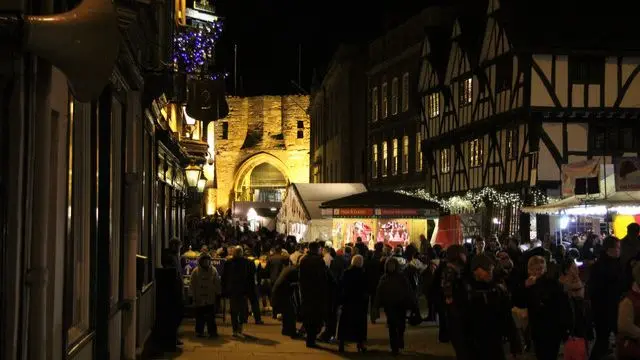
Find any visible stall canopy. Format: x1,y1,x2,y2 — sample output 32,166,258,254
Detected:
320,190,441,215
276,183,367,240
522,191,640,214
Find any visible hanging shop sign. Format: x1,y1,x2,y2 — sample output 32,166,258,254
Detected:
615,157,640,191
185,78,229,122
561,159,600,197
323,208,437,218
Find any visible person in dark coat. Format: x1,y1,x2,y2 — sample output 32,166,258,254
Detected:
221,246,253,337
374,257,415,355
271,263,300,338
298,242,329,348
588,236,623,360
442,244,469,358
465,254,522,360
268,244,288,318
160,238,184,348
366,242,385,323
337,254,368,353
525,255,569,360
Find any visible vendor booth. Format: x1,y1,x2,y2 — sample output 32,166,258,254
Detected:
276,183,367,241
320,191,441,249
522,159,640,239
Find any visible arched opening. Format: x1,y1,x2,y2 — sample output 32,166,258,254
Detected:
233,153,290,202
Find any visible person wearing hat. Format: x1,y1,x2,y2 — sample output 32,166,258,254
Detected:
190,253,221,337
464,254,522,360
617,262,640,360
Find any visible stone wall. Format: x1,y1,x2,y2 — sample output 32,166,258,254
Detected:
213,95,310,210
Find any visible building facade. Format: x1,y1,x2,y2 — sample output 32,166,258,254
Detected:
0,0,200,359
213,95,311,217
367,7,453,191
309,45,368,184
418,0,640,239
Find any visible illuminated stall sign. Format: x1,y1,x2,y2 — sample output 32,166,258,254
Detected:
324,207,438,218
333,208,375,217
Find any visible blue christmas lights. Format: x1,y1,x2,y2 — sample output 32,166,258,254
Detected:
173,20,227,79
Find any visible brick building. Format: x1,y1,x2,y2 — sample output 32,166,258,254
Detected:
367,7,454,191
309,45,368,184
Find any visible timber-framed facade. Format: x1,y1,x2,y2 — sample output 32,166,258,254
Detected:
418,0,640,240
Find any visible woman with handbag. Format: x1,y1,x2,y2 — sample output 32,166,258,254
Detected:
617,262,640,360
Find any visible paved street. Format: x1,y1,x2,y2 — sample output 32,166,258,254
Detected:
151,316,457,360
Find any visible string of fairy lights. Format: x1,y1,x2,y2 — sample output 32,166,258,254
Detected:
172,19,228,80
398,187,555,214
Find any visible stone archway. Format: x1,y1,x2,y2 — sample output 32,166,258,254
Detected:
232,152,290,201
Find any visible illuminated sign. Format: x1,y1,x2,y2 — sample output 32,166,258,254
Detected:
185,8,218,23
333,208,375,217
322,207,439,218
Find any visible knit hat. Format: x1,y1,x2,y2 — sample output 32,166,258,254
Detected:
471,254,494,272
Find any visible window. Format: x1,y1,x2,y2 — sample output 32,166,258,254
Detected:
297,120,304,139
221,121,229,139
440,148,450,173
621,127,635,151
570,56,604,84
416,133,423,171
428,93,440,118
460,77,473,105
506,128,518,160
391,77,399,115
495,56,513,92
402,73,409,111
372,144,378,178
402,136,409,173
592,127,605,150
381,82,388,118
470,138,483,167
382,141,388,176
66,95,93,345
392,138,399,175
372,87,379,121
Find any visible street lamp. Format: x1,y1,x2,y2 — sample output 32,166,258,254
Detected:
197,174,207,193
185,164,203,187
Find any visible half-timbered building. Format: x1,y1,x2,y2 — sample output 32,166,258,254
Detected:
419,0,640,239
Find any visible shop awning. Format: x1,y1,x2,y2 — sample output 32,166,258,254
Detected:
320,191,441,218
521,191,640,214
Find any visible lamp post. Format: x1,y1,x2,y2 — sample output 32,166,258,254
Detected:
185,164,203,187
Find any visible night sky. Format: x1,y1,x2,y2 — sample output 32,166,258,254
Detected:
216,0,430,95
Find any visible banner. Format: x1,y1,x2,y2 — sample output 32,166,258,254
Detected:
561,159,600,197
615,157,640,191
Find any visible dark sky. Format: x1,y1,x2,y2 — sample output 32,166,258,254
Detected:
215,0,429,95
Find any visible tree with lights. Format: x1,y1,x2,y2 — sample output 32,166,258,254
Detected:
173,19,226,79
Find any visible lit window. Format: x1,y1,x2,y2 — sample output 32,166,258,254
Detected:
382,141,388,176
402,73,409,111
381,82,388,118
428,93,440,118
460,77,473,105
470,138,483,167
392,138,399,175
391,77,399,115
402,136,409,173
416,133,423,171
440,148,450,173
372,87,379,122
372,144,378,178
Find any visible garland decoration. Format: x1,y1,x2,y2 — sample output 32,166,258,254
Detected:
398,187,557,213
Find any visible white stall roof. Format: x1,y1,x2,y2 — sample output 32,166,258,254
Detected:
292,183,367,219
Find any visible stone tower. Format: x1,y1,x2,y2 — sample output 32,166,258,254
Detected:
212,95,310,211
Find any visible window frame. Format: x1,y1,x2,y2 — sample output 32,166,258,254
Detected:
440,148,450,174
371,87,379,122
469,138,484,168
381,82,388,119
391,77,399,115
382,141,388,177
372,144,378,178
460,77,473,106
402,72,409,111
428,92,440,118
416,133,423,172
392,138,399,175
402,136,409,174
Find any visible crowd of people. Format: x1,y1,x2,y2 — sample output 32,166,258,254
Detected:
158,214,640,360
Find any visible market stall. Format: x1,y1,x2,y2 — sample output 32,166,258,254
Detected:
276,183,367,241
320,191,441,249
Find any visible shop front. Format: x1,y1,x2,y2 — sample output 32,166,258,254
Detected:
319,191,440,249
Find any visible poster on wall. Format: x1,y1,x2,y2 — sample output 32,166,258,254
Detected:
332,219,375,246
615,157,640,191
377,219,411,244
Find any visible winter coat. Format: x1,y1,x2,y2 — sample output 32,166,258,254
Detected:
588,253,624,327
271,266,299,312
525,276,570,341
374,269,414,310
221,256,253,297
337,267,368,342
190,265,221,306
299,253,330,320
